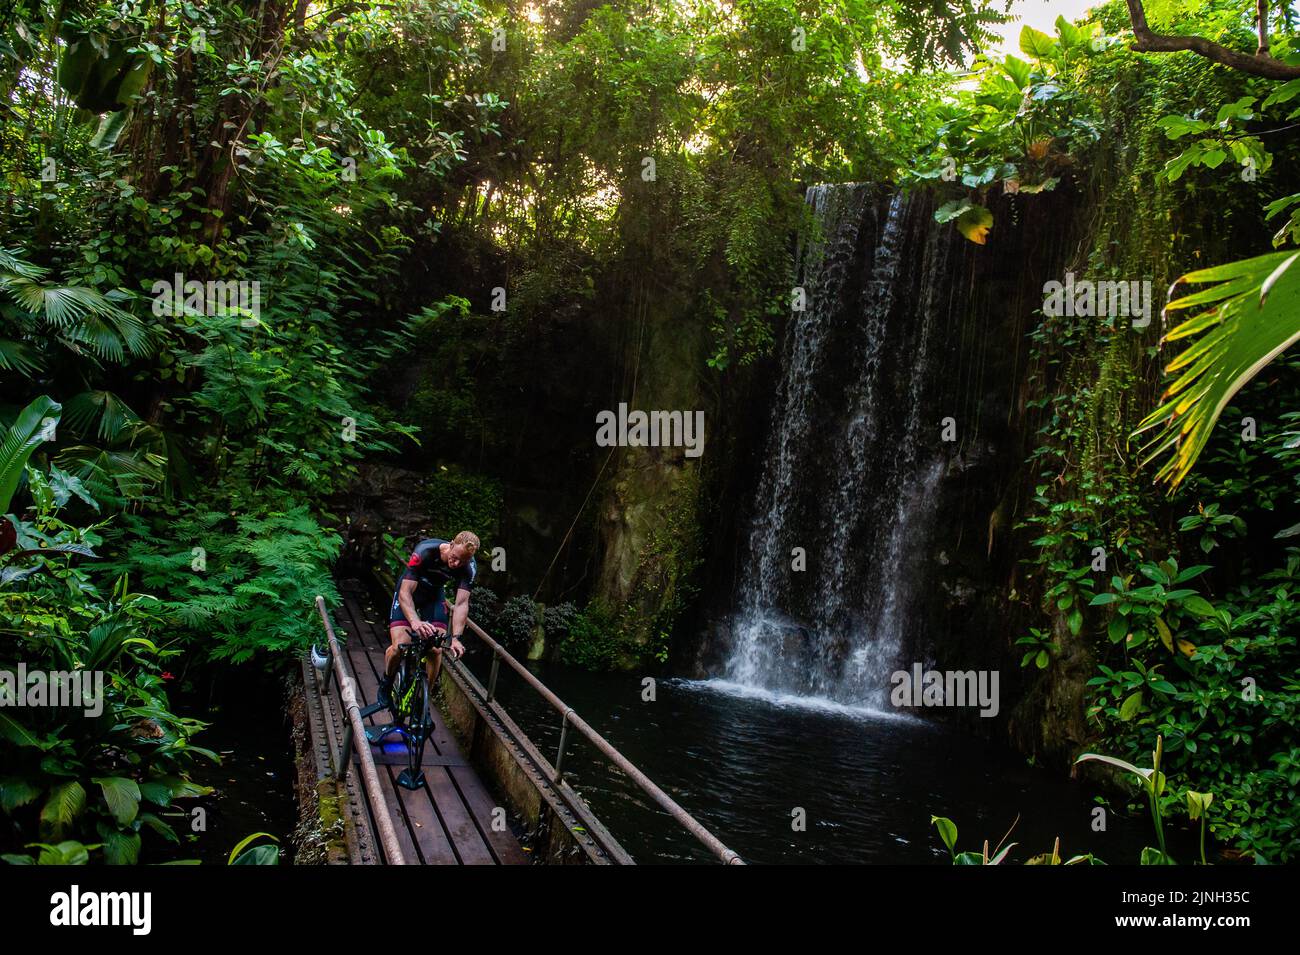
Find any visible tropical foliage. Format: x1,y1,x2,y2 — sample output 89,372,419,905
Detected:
3,0,1300,868
963,0,1300,863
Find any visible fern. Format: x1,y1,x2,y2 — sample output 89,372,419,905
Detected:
100,504,342,664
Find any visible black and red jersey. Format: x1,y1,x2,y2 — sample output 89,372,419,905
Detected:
388,538,476,624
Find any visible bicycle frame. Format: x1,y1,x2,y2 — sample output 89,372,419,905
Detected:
371,630,446,789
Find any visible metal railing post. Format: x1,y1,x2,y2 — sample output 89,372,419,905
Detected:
554,710,572,782
338,724,354,781
486,651,501,703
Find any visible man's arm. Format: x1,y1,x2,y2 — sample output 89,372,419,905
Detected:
399,578,436,636
449,587,470,657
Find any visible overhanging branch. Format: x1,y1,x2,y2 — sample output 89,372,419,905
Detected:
1125,0,1300,79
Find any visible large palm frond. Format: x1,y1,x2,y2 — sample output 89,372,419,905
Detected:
1134,250,1300,486
63,390,144,442
0,248,153,363
0,275,152,360
55,442,166,503
0,337,42,375
0,248,44,279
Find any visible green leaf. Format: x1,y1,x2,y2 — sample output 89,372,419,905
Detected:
1163,143,1206,181
1156,115,1212,140
955,205,993,245
934,199,973,224
1017,177,1059,194
1154,616,1174,652
229,832,279,865
230,844,280,865
1108,616,1129,643
1077,752,1155,790
988,842,1018,864
0,396,61,513
37,840,94,865
930,815,958,856
1054,16,1083,48
0,776,43,811
90,109,131,150
47,465,99,511
101,828,140,865
1119,690,1143,721
1172,564,1211,583
1200,148,1227,169
0,711,43,748
1067,607,1083,635
1186,790,1213,819
1140,847,1176,865
1019,25,1057,60
1264,78,1300,108
63,390,142,443
137,812,179,844
1000,54,1031,89
1215,96,1256,126
138,780,173,807
39,781,86,836
92,777,141,826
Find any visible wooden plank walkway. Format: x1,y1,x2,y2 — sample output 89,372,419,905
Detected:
321,579,528,865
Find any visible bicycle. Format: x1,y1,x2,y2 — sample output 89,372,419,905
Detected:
365,628,447,790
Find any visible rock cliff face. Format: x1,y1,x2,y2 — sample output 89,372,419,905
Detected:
589,277,712,662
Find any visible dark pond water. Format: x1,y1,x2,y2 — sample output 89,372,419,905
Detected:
464,654,1166,865
158,667,299,865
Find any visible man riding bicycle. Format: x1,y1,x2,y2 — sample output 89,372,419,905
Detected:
378,530,479,706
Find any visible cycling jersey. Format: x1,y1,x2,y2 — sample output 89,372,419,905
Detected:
388,538,476,630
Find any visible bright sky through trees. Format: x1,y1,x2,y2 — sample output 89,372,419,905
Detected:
989,0,1100,56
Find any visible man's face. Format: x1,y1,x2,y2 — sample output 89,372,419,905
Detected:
446,544,471,569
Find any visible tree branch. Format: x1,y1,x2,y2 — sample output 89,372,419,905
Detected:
1125,0,1300,79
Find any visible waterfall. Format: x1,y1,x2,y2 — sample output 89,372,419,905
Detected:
721,184,951,709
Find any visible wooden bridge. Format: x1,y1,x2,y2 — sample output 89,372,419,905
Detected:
301,581,526,864
301,574,744,865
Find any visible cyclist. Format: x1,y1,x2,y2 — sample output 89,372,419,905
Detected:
378,531,478,706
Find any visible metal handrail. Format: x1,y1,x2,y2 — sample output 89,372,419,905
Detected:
462,617,745,865
314,595,407,865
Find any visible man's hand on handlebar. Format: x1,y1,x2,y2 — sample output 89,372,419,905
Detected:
447,634,465,660
412,620,438,638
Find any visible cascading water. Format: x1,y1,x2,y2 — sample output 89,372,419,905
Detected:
720,184,954,709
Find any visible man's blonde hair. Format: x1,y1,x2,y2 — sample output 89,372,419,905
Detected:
452,531,480,555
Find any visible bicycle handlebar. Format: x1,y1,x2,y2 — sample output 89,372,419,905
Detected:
405,628,468,659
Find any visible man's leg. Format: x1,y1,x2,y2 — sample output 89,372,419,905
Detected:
380,624,411,703
386,625,411,678
424,624,448,689
423,600,452,690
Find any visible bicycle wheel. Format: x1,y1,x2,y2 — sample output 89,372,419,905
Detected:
394,649,429,789
405,673,431,776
